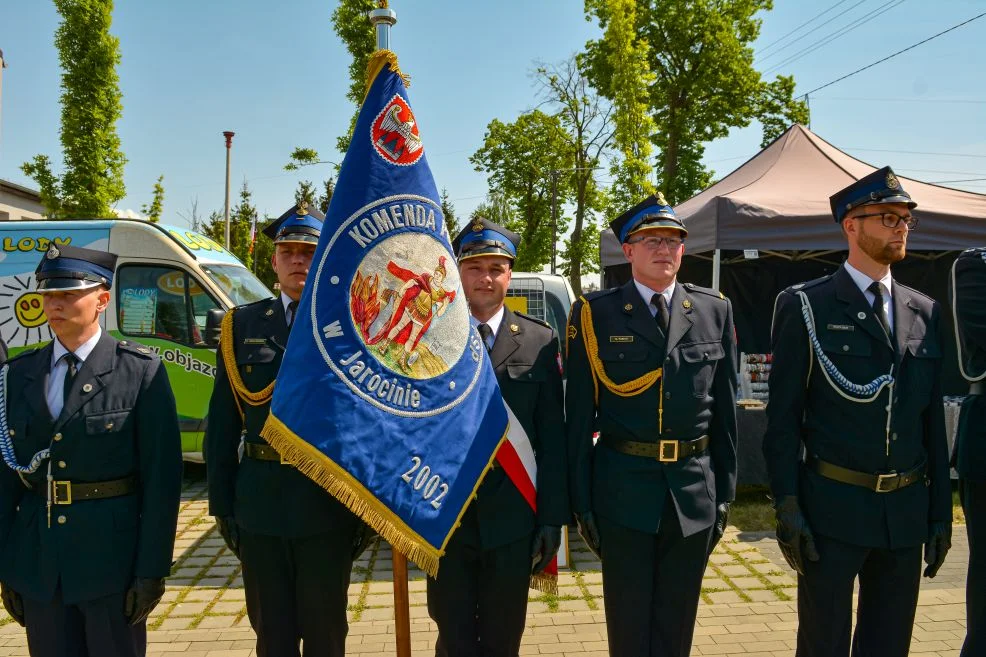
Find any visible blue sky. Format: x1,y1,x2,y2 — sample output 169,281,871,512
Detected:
1,0,984,229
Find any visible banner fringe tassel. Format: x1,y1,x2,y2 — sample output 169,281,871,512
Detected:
530,572,558,595
261,416,441,578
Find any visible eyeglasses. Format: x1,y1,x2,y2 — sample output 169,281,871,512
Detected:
852,212,918,230
628,236,684,250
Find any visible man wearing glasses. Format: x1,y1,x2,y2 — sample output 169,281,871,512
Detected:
764,167,952,657
566,193,737,656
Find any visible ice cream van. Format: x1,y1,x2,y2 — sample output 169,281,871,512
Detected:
0,219,273,461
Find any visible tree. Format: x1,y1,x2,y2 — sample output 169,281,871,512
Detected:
283,147,321,171
252,219,277,291
331,0,376,153
757,74,809,147
141,175,165,222
318,177,336,215
472,192,516,228
21,0,126,218
203,181,256,270
440,188,458,238
470,111,574,273
585,0,807,203
535,56,614,294
295,180,317,207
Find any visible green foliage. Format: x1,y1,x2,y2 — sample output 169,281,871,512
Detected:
252,226,276,291
585,0,807,204
319,177,336,214
21,0,126,218
331,0,375,153
295,180,317,207
284,147,321,171
758,75,809,147
470,111,574,273
202,182,256,271
472,192,516,227
440,188,459,239
141,175,165,222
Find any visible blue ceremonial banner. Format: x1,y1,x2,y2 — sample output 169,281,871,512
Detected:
261,50,508,576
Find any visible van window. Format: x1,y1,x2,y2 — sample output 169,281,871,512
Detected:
116,265,219,346
201,264,272,306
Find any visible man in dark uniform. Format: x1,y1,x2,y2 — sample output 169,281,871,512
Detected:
0,337,7,363
950,246,986,656
426,217,567,657
566,194,737,657
0,245,182,656
764,167,952,657
206,203,371,657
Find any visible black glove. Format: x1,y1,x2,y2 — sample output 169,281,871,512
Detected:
1,582,24,627
124,577,165,626
575,511,602,560
774,496,819,575
216,515,240,557
352,523,378,561
531,525,562,575
923,521,952,578
709,502,730,556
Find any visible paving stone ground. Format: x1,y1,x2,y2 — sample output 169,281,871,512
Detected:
0,477,970,656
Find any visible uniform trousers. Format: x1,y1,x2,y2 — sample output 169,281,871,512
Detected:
22,588,145,657
960,479,986,657
240,528,352,657
426,510,533,657
796,532,922,657
597,493,713,657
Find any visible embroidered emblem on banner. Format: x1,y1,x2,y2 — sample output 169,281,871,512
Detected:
313,194,480,416
372,95,424,166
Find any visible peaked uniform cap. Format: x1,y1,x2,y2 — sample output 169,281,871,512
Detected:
829,165,917,223
610,193,687,243
35,244,118,292
452,217,521,262
263,202,325,244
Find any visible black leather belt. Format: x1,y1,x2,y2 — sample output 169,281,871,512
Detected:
244,442,291,464
807,454,926,493
970,381,985,395
42,475,138,505
601,435,710,463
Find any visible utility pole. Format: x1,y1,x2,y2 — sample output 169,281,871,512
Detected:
550,169,559,275
0,49,6,160
223,131,235,249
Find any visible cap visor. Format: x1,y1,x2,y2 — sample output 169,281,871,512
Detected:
36,279,105,293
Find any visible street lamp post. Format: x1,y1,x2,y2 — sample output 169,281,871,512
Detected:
223,131,235,249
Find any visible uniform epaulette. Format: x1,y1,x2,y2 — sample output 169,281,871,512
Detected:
513,311,552,331
682,282,726,300
785,274,832,294
583,287,618,303
117,340,158,359
893,280,934,303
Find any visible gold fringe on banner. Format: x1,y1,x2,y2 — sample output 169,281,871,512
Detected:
530,572,558,595
364,49,411,101
261,414,507,579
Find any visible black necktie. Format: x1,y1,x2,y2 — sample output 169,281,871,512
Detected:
287,300,299,329
477,323,494,353
62,353,78,402
652,294,670,335
868,281,892,337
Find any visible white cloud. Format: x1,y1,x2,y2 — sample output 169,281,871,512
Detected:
113,208,145,220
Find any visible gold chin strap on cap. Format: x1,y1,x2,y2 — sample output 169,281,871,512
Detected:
578,297,664,428
220,309,275,422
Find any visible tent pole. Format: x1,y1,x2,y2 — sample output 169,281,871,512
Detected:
712,249,721,291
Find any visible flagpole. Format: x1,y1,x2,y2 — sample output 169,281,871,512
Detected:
366,7,411,654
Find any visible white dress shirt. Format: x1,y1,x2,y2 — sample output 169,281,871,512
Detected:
634,279,677,318
844,261,894,330
475,305,505,350
281,292,298,327
47,327,102,419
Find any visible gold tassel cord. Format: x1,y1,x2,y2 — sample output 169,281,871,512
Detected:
531,572,558,595
363,49,411,102
220,310,275,406
579,298,662,402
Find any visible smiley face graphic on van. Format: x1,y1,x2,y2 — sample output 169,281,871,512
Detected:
15,292,47,328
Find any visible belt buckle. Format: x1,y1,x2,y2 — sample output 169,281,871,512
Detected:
51,480,72,505
875,472,898,493
658,440,679,463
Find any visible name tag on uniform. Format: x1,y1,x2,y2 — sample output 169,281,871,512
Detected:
610,336,634,343
827,324,855,332
243,338,267,345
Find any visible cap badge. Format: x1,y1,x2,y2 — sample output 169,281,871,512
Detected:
657,191,668,206
46,246,60,260
471,219,484,232
886,171,900,190
297,201,309,216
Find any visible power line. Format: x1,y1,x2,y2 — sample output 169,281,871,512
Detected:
756,0,854,58
811,96,986,104
845,148,986,159
765,0,906,74
800,11,986,97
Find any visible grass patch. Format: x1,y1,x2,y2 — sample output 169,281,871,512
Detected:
729,485,774,532
954,486,966,524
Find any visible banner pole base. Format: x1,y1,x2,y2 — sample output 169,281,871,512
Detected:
393,550,412,657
